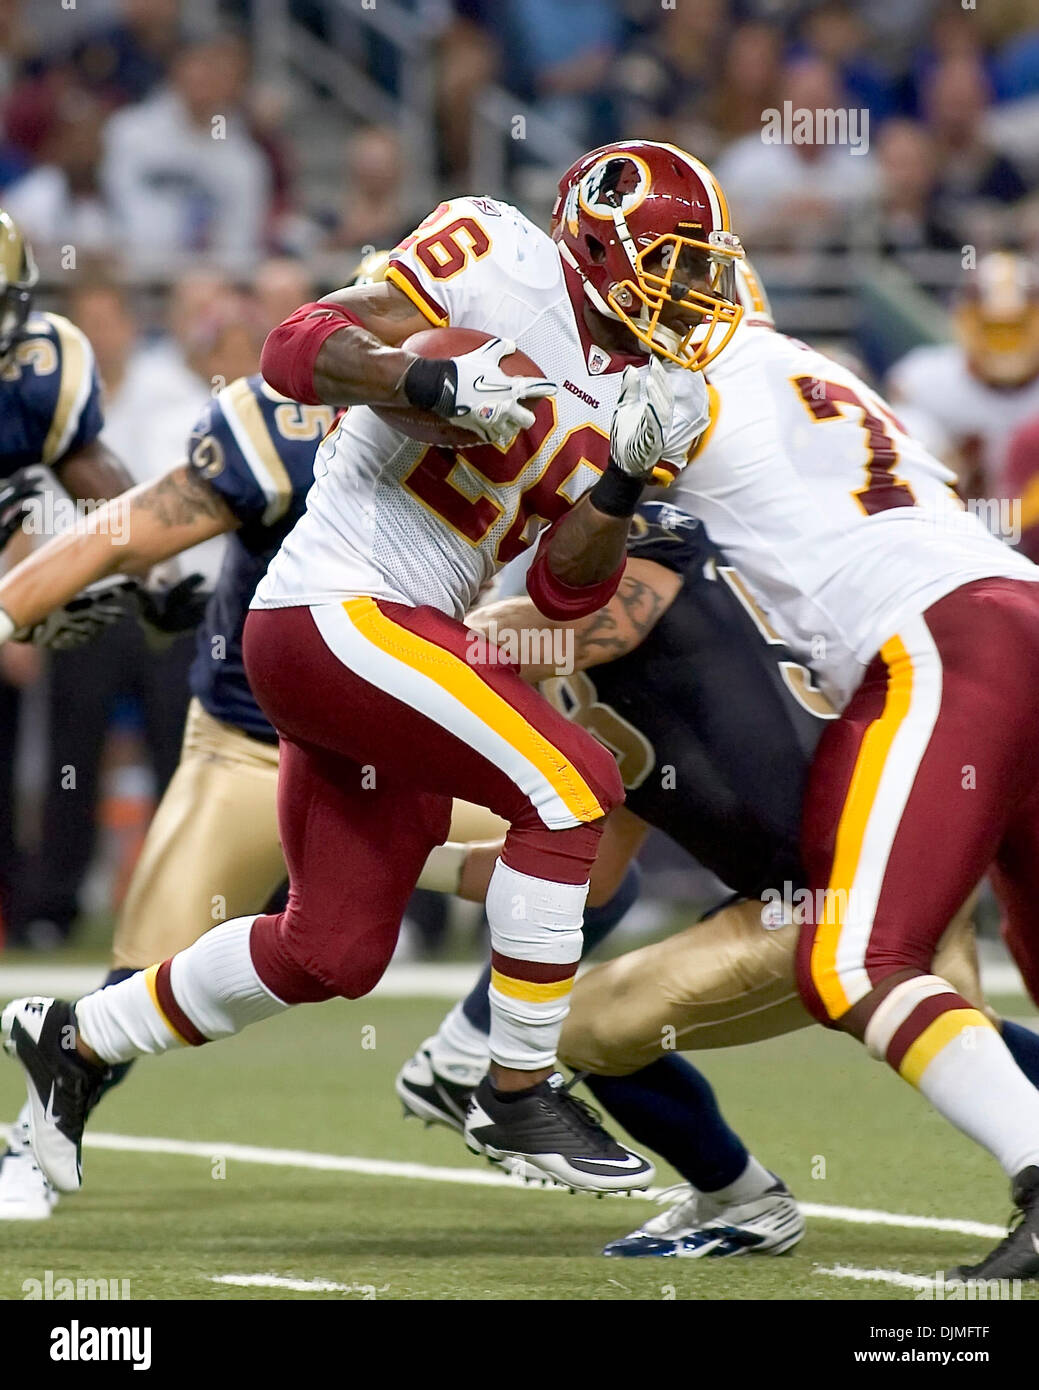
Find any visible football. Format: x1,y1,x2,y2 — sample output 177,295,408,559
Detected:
371,327,545,449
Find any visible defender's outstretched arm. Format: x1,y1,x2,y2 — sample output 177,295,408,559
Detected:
0,464,237,637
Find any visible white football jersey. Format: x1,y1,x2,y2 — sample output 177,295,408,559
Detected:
253,197,708,619
674,324,1039,708
887,342,1039,494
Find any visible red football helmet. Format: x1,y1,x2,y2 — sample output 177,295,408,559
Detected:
551,141,745,370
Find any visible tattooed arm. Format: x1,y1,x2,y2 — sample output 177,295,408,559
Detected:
0,464,237,633
466,557,682,683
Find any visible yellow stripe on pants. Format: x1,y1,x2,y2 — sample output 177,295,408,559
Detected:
342,598,605,825
809,635,914,1020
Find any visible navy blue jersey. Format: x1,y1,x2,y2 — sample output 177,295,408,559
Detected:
0,312,104,475
542,501,837,897
185,376,336,740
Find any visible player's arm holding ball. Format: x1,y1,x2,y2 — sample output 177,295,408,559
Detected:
260,280,554,447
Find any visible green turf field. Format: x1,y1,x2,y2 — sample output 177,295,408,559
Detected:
1,990,1036,1301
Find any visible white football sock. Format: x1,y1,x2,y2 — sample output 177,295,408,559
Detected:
485,857,586,1072
435,1002,490,1069
866,978,1039,1177
911,1021,1039,1177
76,918,288,1064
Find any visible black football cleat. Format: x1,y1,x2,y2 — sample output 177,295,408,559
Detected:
1,997,105,1193
947,1166,1039,1283
464,1071,654,1193
395,1039,481,1134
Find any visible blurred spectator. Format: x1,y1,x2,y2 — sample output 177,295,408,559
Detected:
0,0,35,181
617,0,729,149
1,91,115,261
496,0,623,144
872,119,960,254
101,33,272,273
70,0,183,108
436,2,499,182
706,22,785,149
65,276,140,413
330,127,412,255
796,2,900,122
924,55,1028,247
3,62,79,166
103,270,262,539
994,25,1039,103
253,257,314,334
714,56,878,249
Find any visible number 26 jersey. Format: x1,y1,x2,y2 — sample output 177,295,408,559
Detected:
253,196,709,621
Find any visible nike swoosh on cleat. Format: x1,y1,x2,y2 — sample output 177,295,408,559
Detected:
576,1154,647,1169
42,1086,60,1131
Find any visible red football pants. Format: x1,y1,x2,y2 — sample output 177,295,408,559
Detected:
241,600,622,1003
796,577,1039,1024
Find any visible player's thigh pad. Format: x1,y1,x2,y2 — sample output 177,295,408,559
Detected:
111,700,283,969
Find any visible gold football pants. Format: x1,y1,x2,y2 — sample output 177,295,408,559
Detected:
111,700,284,969
559,896,984,1076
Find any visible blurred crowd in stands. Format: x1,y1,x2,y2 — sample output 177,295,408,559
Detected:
2,0,1039,952
0,0,1038,277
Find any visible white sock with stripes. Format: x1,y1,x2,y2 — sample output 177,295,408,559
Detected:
485,857,586,1072
866,976,1039,1177
76,918,288,1064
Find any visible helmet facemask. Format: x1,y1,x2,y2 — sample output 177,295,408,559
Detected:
606,215,745,370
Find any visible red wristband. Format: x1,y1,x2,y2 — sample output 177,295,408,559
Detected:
526,545,625,622
259,302,365,405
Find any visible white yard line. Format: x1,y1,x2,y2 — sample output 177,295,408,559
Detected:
0,946,1029,1005
0,961,481,1001
815,1264,938,1292
0,1125,1001,1239
798,1202,1003,1240
210,1274,383,1294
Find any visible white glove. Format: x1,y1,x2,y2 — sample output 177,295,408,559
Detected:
609,358,675,479
446,337,556,447
16,575,139,651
